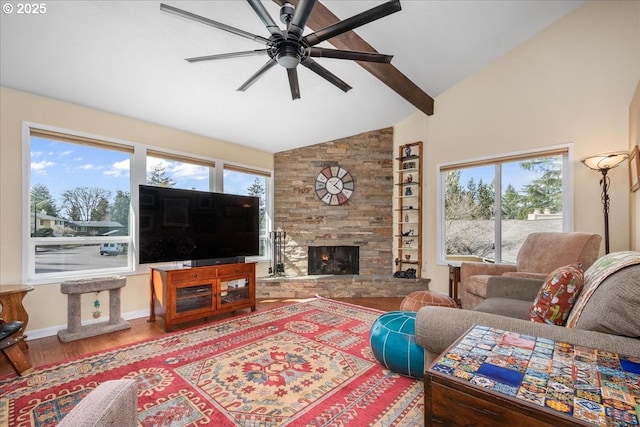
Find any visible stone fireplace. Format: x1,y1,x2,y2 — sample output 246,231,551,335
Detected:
258,127,432,298
273,127,395,276
308,246,359,275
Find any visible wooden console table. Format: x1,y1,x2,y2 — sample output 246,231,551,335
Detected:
0,285,34,350
150,262,256,332
426,325,639,426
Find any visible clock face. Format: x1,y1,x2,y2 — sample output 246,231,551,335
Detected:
315,167,354,206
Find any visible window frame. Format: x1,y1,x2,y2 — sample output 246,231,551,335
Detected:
436,144,574,266
222,164,273,261
22,121,273,285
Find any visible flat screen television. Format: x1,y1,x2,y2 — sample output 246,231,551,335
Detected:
138,185,259,265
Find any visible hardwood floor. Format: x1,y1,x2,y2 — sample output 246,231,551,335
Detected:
1,297,403,377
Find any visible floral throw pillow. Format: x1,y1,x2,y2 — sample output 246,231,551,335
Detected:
528,263,584,326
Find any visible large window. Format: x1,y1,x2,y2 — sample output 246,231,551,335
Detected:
438,146,572,264
223,166,270,258
24,124,272,283
26,129,133,282
146,152,213,191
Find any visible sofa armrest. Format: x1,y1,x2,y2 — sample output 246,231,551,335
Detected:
415,307,640,364
503,271,549,280
57,379,138,427
460,262,517,282
484,276,544,301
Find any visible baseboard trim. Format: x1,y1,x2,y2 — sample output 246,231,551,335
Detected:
25,309,150,341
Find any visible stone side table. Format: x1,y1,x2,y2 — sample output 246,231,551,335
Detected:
58,276,130,342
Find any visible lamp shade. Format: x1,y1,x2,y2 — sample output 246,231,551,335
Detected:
581,152,628,171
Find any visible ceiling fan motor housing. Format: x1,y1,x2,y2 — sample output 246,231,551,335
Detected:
270,38,306,69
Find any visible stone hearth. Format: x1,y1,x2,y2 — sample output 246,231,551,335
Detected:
256,275,431,299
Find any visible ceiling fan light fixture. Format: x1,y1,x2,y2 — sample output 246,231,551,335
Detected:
273,39,305,68
277,52,301,68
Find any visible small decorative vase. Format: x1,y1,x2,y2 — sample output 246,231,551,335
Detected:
404,146,412,157
405,254,411,261
405,187,413,196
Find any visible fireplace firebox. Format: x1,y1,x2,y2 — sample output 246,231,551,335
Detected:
308,246,359,275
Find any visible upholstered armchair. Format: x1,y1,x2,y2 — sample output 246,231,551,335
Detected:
459,232,602,309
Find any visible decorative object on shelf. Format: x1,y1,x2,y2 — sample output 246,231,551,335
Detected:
581,151,629,254
404,213,409,222
315,166,354,206
93,292,101,319
629,145,639,192
405,174,413,183
404,187,412,196
404,146,412,157
405,254,411,261
393,268,417,279
402,229,414,236
402,161,415,170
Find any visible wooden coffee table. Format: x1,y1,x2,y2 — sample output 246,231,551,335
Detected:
425,325,640,427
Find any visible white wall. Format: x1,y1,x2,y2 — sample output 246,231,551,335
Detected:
630,82,640,251
395,1,640,293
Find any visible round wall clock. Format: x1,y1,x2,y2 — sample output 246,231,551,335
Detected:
315,166,354,206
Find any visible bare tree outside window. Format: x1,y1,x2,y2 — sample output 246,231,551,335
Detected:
443,153,565,264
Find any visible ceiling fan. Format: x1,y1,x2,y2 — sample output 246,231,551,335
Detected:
160,0,401,100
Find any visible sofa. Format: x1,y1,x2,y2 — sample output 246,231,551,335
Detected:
416,251,640,368
459,232,602,309
57,379,138,427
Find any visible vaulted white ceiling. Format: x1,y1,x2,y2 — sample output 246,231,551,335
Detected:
1,1,583,153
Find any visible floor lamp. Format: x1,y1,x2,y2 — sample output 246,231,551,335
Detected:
581,152,629,254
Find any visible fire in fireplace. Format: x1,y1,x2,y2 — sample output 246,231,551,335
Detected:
308,246,359,275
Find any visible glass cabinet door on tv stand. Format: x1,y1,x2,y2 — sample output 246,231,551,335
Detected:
395,141,423,278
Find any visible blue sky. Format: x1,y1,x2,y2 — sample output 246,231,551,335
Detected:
458,162,540,195
30,137,257,208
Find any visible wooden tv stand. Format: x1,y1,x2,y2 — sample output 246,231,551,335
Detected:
149,262,256,332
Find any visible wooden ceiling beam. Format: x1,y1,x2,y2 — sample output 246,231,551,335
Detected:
272,0,434,115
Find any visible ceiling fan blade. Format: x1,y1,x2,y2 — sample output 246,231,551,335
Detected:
289,0,316,39
274,0,434,115
160,3,270,45
246,0,282,37
186,49,268,63
287,68,301,100
238,59,277,91
301,57,351,92
308,47,392,63
304,0,401,47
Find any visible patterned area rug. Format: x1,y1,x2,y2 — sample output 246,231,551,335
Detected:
0,298,424,426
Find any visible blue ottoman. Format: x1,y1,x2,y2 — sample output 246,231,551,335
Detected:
369,311,424,379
